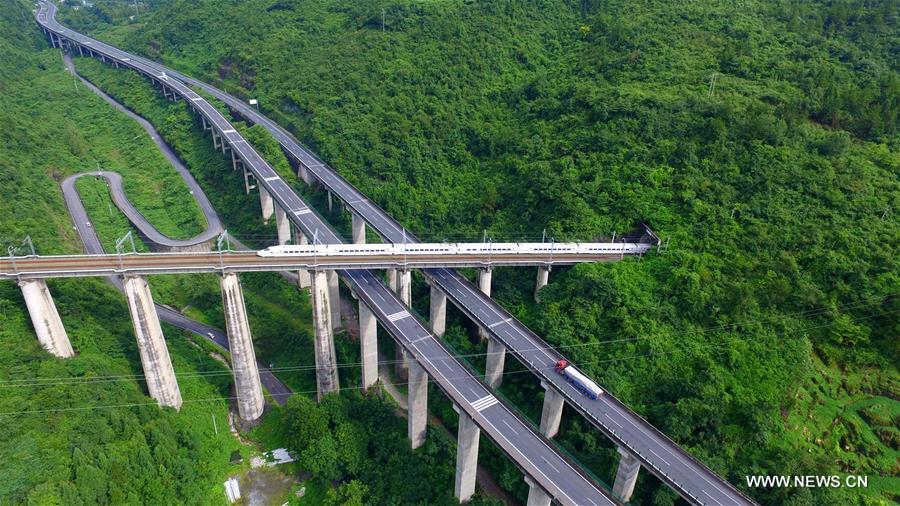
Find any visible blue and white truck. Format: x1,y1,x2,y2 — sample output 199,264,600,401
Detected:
555,360,603,400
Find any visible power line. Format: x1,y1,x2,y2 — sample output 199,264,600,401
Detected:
1,307,893,418
0,295,889,389
0,304,893,397
0,295,890,389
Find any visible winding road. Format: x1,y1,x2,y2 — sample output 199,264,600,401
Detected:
60,55,292,405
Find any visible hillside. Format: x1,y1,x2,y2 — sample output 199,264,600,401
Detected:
37,0,900,504
0,2,243,503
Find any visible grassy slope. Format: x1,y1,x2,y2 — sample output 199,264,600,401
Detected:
0,3,243,503
61,0,899,504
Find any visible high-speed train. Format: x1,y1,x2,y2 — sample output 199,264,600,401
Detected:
256,241,655,257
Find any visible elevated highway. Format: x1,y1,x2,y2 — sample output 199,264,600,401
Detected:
34,3,619,504
147,33,757,506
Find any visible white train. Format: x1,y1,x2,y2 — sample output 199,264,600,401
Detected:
555,360,604,399
257,241,653,257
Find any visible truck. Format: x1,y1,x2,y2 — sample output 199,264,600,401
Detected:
555,360,603,400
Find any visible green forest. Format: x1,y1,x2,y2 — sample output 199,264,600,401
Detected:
0,0,896,504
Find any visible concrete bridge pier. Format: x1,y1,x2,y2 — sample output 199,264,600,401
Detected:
484,338,506,388
358,301,378,390
327,191,333,213
477,268,491,340
534,266,550,302
18,279,74,358
309,270,339,400
327,270,341,330
612,447,641,502
394,269,412,379
297,164,311,185
275,206,291,245
408,360,428,449
220,273,265,422
387,269,398,292
454,408,481,503
243,168,254,195
398,269,412,306
211,129,220,150
524,477,552,506
539,382,565,438
295,233,310,288
429,285,447,337
351,213,365,244
230,149,240,171
259,187,274,223
123,275,182,410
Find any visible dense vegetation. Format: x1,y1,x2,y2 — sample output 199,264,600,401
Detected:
26,0,900,504
0,4,244,503
256,393,499,506
58,42,494,503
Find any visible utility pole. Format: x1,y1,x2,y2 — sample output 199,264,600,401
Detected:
708,72,720,97
23,236,35,257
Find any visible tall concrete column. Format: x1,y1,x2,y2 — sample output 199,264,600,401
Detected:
123,276,182,410
18,279,74,358
408,360,428,449
477,268,492,340
259,187,274,223
244,169,254,195
387,269,398,292
297,164,311,185
275,206,291,245
359,301,378,390
612,447,641,502
398,269,412,306
327,270,341,330
539,383,565,438
484,338,506,388
296,233,310,288
309,270,339,400
524,477,552,506
454,409,481,503
429,285,447,337
220,273,265,422
534,266,550,303
394,269,412,379
327,191,333,213
351,213,365,244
